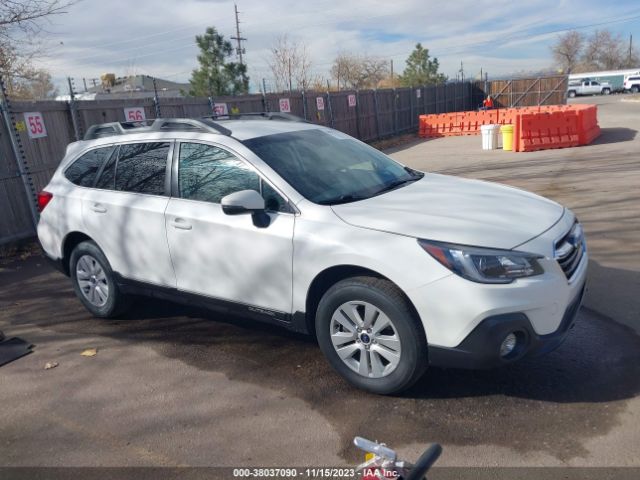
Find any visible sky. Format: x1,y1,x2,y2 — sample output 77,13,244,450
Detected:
32,0,640,93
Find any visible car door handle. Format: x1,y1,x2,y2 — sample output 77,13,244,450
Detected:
170,218,192,230
90,203,107,213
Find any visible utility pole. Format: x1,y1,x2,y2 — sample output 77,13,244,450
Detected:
231,3,247,66
390,59,394,87
288,57,292,93
630,34,633,65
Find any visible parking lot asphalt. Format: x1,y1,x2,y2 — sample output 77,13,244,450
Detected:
1,95,639,468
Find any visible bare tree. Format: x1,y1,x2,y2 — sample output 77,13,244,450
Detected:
1,0,77,95
551,31,584,74
268,35,315,92
551,28,639,73
9,68,58,99
330,52,389,90
581,29,629,71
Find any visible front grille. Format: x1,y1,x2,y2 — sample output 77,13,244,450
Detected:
554,222,585,280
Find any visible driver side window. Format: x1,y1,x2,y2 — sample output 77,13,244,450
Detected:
178,142,290,212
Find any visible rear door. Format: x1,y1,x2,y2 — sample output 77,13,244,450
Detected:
164,141,295,313
82,141,176,287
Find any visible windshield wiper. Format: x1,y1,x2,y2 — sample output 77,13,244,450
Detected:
373,175,422,196
317,194,368,205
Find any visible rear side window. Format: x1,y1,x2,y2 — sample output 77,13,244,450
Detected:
114,143,170,195
65,146,116,187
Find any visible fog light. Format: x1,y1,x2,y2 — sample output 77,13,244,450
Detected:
500,333,517,358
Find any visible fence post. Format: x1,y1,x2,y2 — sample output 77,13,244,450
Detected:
152,77,162,118
302,90,308,120
67,77,82,140
326,90,334,129
410,86,414,129
373,89,381,140
443,83,447,113
354,90,361,140
0,74,39,228
393,88,398,135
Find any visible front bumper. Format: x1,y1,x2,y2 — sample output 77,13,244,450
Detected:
427,282,585,369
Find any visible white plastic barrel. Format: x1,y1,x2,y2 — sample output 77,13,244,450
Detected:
481,124,501,150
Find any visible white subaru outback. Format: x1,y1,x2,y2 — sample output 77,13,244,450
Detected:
37,114,588,394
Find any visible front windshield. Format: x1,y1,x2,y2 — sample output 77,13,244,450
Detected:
242,128,423,205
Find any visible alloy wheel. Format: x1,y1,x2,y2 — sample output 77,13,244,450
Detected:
330,300,402,378
76,254,110,307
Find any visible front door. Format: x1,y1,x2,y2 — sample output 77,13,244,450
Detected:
165,142,295,314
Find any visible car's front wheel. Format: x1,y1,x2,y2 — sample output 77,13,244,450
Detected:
70,241,131,318
315,276,428,395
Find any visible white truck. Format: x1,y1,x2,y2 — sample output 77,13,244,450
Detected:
623,74,640,93
567,79,612,98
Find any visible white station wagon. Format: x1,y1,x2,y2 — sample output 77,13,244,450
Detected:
37,114,588,394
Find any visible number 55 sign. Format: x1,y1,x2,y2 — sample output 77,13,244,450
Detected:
24,112,48,139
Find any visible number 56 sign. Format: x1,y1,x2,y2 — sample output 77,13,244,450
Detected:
24,112,48,139
124,107,146,122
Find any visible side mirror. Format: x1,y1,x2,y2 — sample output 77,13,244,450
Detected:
221,190,265,215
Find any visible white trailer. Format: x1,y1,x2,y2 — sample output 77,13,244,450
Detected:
568,69,640,93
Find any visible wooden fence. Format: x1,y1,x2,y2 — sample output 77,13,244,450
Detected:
0,75,567,245
472,75,569,108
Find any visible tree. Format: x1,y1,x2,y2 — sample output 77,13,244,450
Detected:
330,53,388,90
188,27,248,97
551,31,584,73
0,1,76,93
399,43,446,87
9,69,58,100
551,28,639,73
268,35,315,92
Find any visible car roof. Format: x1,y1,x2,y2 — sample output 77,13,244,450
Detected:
215,118,323,141
81,116,324,143
62,116,326,164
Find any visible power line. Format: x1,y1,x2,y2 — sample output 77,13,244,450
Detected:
46,6,640,81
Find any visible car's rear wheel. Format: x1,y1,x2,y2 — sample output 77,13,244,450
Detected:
602,88,611,95
315,276,427,394
70,241,131,318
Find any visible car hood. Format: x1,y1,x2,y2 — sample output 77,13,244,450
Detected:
331,173,564,250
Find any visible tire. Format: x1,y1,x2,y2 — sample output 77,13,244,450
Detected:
315,276,428,395
69,241,131,318
568,90,576,98
602,88,611,95
632,86,640,94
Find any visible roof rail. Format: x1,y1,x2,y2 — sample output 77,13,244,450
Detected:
205,112,309,123
83,118,231,140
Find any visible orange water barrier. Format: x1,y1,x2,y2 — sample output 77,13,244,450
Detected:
418,105,600,152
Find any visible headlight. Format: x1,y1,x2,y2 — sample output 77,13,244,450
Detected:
418,239,544,284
